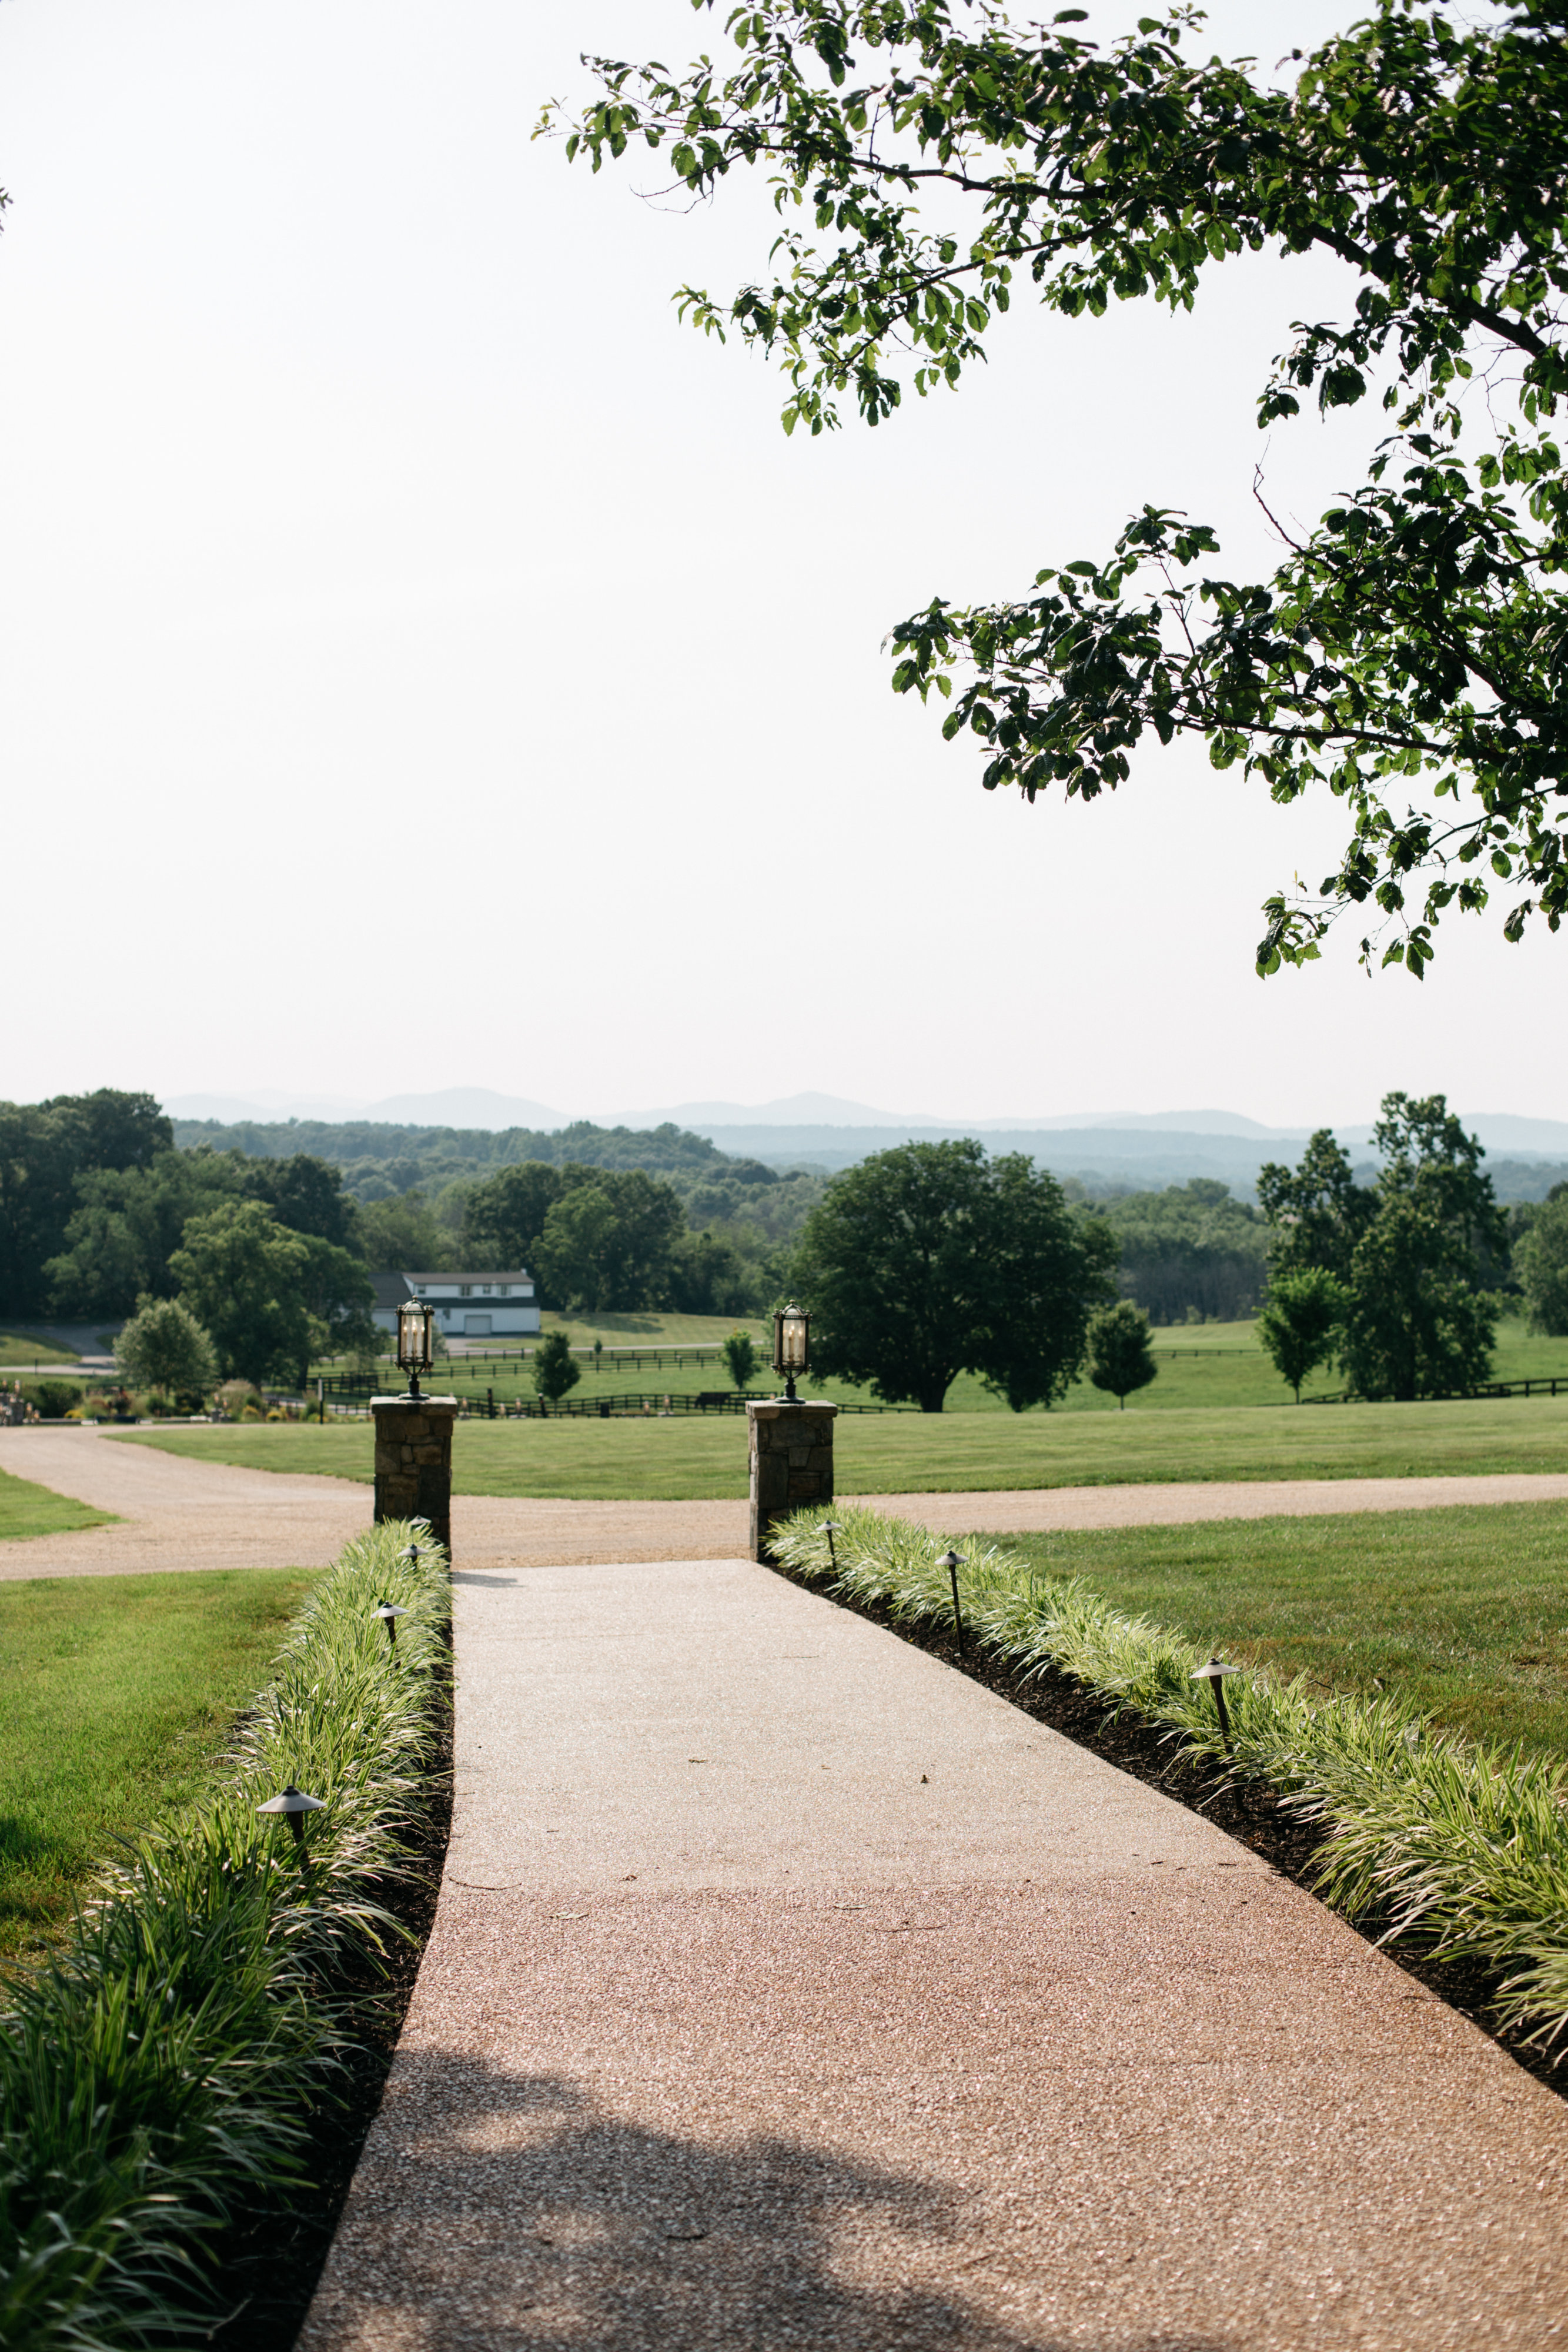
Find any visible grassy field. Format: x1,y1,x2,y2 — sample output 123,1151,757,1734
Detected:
998,1501,1568,1756
0,1465,117,1542
318,1312,1568,1417
0,1568,313,1959
118,1389,1568,1498
0,1334,81,1366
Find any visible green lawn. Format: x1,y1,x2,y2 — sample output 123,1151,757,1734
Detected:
319,1312,1568,1417
998,1501,1568,1756
0,1569,313,1959
0,1333,81,1366
117,1389,1568,1499
0,1466,116,1542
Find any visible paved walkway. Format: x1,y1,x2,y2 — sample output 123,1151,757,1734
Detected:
301,1556,1568,2350
5,1427,1568,1582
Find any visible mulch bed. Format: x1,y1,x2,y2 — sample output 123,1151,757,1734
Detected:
766,1555,1568,2106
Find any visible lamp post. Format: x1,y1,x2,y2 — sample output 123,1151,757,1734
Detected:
773,1303,810,1402
1192,1655,1242,1750
397,1299,436,1400
938,1549,967,1658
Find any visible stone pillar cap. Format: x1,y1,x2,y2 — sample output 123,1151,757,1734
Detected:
370,1394,459,1410
747,1398,839,1418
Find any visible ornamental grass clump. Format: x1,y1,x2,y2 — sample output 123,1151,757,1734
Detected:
768,1506,1568,2055
0,1521,450,2352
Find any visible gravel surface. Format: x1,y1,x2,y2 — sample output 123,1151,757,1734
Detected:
300,1558,1568,2351
6,1428,1568,1581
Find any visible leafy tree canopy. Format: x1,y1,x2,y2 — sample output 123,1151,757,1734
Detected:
1256,1265,1347,1401
792,1138,1117,1411
0,1090,171,1319
1260,1091,1505,1398
1509,1180,1568,1332
169,1200,373,1389
114,1297,218,1402
548,1,1568,975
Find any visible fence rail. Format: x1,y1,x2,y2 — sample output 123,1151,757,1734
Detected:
314,1374,913,1419
1300,1375,1568,1405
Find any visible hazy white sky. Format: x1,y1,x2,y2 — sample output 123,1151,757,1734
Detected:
2,0,1556,1131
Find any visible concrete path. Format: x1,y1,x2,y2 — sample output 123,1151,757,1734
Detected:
301,1556,1568,2352
6,1427,1568,1582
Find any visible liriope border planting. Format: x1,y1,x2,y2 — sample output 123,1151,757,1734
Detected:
0,1521,452,2352
769,1507,1568,2068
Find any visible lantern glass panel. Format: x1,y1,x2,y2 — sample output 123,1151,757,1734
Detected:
398,1301,433,1370
777,1307,809,1373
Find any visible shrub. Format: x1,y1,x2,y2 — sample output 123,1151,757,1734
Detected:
113,1298,217,1404
768,1508,1568,2054
533,1329,581,1406
721,1328,757,1392
216,1379,258,1421
23,1379,80,1421
0,1521,450,2348
1085,1301,1158,1408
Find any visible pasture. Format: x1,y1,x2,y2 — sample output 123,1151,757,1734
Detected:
119,1389,1568,1499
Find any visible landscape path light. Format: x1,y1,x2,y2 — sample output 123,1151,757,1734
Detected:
818,1520,842,1571
375,1602,410,1647
937,1550,967,1658
1192,1655,1242,1750
773,1304,810,1403
256,1783,326,1851
396,1299,437,1400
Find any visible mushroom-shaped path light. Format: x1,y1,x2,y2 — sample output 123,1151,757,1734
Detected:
818,1521,843,1571
1191,1655,1242,1748
375,1602,410,1647
256,1783,327,1849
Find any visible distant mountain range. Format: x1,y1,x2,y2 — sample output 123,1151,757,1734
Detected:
163,1088,1568,1164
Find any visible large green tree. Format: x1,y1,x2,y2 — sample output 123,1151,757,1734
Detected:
536,1172,687,1314
47,1148,242,1317
0,1090,170,1320
792,1138,1116,1411
169,1201,373,1388
1261,1093,1505,1399
1512,1184,1568,1334
550,2,1568,974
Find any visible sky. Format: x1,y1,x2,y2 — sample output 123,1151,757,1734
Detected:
2,0,1556,1134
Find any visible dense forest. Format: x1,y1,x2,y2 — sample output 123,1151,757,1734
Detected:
4,1094,1564,1334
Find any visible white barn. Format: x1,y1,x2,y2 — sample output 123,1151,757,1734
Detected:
370,1271,541,1341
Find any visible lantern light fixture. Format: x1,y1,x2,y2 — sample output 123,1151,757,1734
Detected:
396,1299,436,1399
773,1303,810,1402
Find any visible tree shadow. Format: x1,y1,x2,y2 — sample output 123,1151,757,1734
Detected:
302,2053,1228,2351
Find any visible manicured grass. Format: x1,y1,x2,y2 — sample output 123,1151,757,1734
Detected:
0,1333,80,1365
320,1312,1568,1416
116,1388,1568,1499
0,1569,313,1958
0,1465,116,1542
1001,1502,1568,1755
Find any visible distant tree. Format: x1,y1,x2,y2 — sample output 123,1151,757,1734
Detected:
0,1088,172,1319
169,1201,315,1389
1257,1269,1348,1403
242,1152,360,1250
533,1329,581,1408
1257,1132,1377,1288
47,1147,243,1317
295,1235,377,1381
1513,1185,1568,1335
114,1297,218,1403
1085,1301,1159,1410
1264,1094,1505,1401
537,1172,685,1313
462,1161,565,1278
1099,1179,1267,1324
793,1140,1117,1414
721,1329,757,1393
356,1189,462,1275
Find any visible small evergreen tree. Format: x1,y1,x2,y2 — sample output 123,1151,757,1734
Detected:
533,1329,581,1408
1085,1302,1158,1411
721,1328,757,1393
1257,1269,1348,1404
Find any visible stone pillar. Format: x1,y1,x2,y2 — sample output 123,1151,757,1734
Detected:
746,1398,838,1563
371,1394,459,1557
